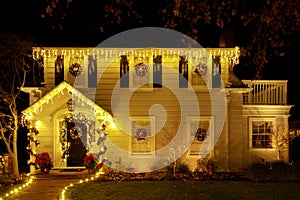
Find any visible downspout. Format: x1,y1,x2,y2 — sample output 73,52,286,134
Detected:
226,91,231,171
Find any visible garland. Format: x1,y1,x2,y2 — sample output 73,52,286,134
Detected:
59,113,95,158
69,63,82,76
134,63,148,76
195,128,207,141
194,63,208,76
23,120,40,169
134,128,147,141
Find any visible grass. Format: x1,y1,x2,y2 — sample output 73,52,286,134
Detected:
64,180,300,200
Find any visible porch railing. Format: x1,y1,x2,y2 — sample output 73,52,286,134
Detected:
242,80,287,105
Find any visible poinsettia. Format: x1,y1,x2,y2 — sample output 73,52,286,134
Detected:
83,153,98,170
35,152,53,171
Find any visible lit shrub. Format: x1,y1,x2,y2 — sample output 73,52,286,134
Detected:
195,158,216,176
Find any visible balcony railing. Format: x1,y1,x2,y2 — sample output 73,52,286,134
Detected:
242,80,287,105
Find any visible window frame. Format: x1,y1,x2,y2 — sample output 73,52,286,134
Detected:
129,56,153,91
188,56,212,90
67,56,88,88
129,116,156,157
186,116,214,158
249,118,276,149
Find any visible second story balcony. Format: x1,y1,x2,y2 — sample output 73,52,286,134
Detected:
242,80,288,105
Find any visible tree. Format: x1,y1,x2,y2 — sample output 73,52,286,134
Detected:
271,125,289,162
0,32,39,174
40,0,300,79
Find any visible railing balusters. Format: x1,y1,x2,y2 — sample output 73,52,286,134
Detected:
241,80,287,105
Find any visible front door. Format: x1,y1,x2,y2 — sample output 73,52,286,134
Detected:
67,121,87,166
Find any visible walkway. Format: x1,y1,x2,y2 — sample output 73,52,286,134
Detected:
6,169,93,200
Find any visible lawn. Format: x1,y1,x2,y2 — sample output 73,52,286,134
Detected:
64,180,300,200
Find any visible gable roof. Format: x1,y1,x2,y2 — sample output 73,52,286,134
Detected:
22,81,113,120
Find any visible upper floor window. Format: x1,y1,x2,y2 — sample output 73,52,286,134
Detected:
249,118,275,149
131,56,152,89
68,56,85,87
190,56,209,88
66,56,98,88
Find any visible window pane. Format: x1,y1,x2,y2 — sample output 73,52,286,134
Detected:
252,120,273,148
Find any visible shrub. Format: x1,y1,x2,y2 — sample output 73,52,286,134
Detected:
288,164,300,182
176,163,190,175
270,161,291,182
245,163,272,182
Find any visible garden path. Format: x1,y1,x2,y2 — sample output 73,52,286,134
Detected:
6,169,92,200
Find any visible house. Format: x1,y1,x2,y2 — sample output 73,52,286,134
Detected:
22,45,292,174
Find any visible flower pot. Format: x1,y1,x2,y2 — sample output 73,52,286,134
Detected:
43,168,50,174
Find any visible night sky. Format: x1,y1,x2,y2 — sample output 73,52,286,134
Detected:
1,0,300,121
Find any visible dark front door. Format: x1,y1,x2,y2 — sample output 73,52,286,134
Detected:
67,122,87,166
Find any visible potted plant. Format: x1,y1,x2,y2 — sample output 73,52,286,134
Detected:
83,153,99,174
35,152,53,173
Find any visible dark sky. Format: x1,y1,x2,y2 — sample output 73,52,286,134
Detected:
1,0,300,121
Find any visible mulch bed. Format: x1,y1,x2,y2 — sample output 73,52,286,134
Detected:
96,170,248,182
0,173,29,190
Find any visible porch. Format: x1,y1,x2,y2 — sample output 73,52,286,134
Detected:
242,80,288,105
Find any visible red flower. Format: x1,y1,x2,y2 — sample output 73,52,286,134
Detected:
83,153,98,170
35,152,53,170
96,163,103,169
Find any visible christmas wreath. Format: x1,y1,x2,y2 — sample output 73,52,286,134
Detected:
69,63,82,76
70,126,82,139
134,128,147,141
194,63,208,76
195,128,207,141
134,63,148,76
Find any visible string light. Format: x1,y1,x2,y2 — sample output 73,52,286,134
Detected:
0,176,34,199
32,47,240,65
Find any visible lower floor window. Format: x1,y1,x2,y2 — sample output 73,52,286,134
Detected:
130,116,155,155
188,117,213,156
250,118,274,148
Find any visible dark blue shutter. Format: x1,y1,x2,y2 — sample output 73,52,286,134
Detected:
179,55,188,88
212,56,221,88
88,55,97,88
55,55,64,86
120,55,129,88
153,55,162,88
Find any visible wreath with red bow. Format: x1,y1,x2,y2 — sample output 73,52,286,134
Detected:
195,128,207,141
134,128,147,141
134,63,148,76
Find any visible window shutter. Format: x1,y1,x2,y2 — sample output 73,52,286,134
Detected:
212,56,221,88
153,55,162,88
120,55,129,88
179,55,188,88
88,55,97,88
55,55,64,86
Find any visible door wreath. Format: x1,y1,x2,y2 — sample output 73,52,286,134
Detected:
70,126,82,139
